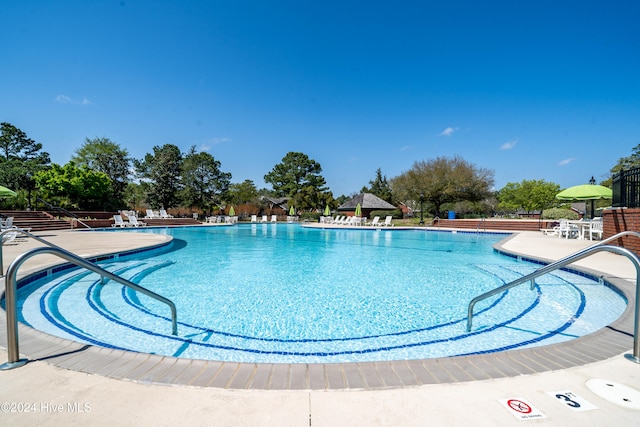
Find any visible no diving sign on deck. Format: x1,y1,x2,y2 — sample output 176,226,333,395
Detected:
499,398,547,420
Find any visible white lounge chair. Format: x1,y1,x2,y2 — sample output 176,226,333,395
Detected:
112,214,131,227
381,216,394,227
1,217,14,229
145,209,157,219
128,216,147,227
251,215,258,223
368,216,380,227
260,215,268,223
271,215,277,223
159,209,173,218
1,230,18,244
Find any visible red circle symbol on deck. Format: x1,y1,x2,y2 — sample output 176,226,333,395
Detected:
507,399,532,414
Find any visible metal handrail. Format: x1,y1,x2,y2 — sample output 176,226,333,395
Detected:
476,217,486,232
1,231,178,369
36,198,93,230
466,231,640,363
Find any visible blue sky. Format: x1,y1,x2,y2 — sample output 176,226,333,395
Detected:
2,1,639,197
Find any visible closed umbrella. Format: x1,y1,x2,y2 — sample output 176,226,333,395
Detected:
556,184,612,219
355,203,362,217
229,206,235,216
289,205,295,216
323,205,331,216
0,185,17,198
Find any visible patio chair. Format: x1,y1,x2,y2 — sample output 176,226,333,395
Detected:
1,217,14,230
1,230,19,245
589,218,603,240
112,214,131,227
251,215,258,223
145,209,157,219
367,216,380,227
260,215,268,222
557,219,578,239
159,209,173,218
381,216,394,227
271,215,277,223
128,216,147,227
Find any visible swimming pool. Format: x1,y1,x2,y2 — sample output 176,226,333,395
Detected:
13,224,626,363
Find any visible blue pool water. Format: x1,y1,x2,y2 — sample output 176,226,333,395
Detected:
14,224,626,363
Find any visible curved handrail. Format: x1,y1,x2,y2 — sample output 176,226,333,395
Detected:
2,237,178,369
466,231,640,363
36,198,93,230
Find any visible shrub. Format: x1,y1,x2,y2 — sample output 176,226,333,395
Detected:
300,212,321,222
542,208,579,220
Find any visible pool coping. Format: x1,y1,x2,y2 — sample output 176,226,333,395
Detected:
1,230,636,390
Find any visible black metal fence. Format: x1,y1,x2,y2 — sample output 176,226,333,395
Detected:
613,167,640,208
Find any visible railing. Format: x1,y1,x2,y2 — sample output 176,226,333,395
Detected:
466,231,640,364
36,198,93,230
1,228,178,370
476,217,486,232
613,167,640,208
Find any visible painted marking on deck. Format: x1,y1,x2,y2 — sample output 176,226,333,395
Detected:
500,398,546,420
547,390,599,411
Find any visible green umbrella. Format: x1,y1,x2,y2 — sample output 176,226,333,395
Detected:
354,203,362,217
556,184,612,201
229,206,235,216
323,205,331,216
556,184,612,219
289,205,295,216
0,185,17,198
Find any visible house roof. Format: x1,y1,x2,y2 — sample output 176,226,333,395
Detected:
337,193,396,210
260,196,289,209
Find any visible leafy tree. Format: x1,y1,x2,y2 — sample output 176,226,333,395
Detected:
361,168,393,203
391,156,494,217
134,144,183,209
611,144,640,173
0,122,50,193
497,179,561,214
72,137,131,209
180,146,231,211
34,162,111,209
227,180,259,205
264,152,331,211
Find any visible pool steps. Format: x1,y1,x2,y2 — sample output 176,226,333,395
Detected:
15,260,612,363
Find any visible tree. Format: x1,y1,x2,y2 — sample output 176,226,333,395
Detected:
264,152,331,210
34,162,112,210
0,122,50,194
72,137,131,209
497,179,561,214
180,146,231,211
391,156,494,217
361,168,393,203
611,144,640,173
227,180,259,205
134,144,183,209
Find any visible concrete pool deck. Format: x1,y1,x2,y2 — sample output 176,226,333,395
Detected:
1,228,639,425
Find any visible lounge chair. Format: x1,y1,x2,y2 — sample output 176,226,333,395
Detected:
159,209,173,219
1,217,14,229
251,215,258,223
145,209,157,219
271,215,277,223
381,216,394,227
260,215,268,223
368,216,380,227
1,230,18,244
112,214,131,227
128,216,147,227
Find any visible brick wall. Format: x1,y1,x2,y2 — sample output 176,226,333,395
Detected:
603,208,640,254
